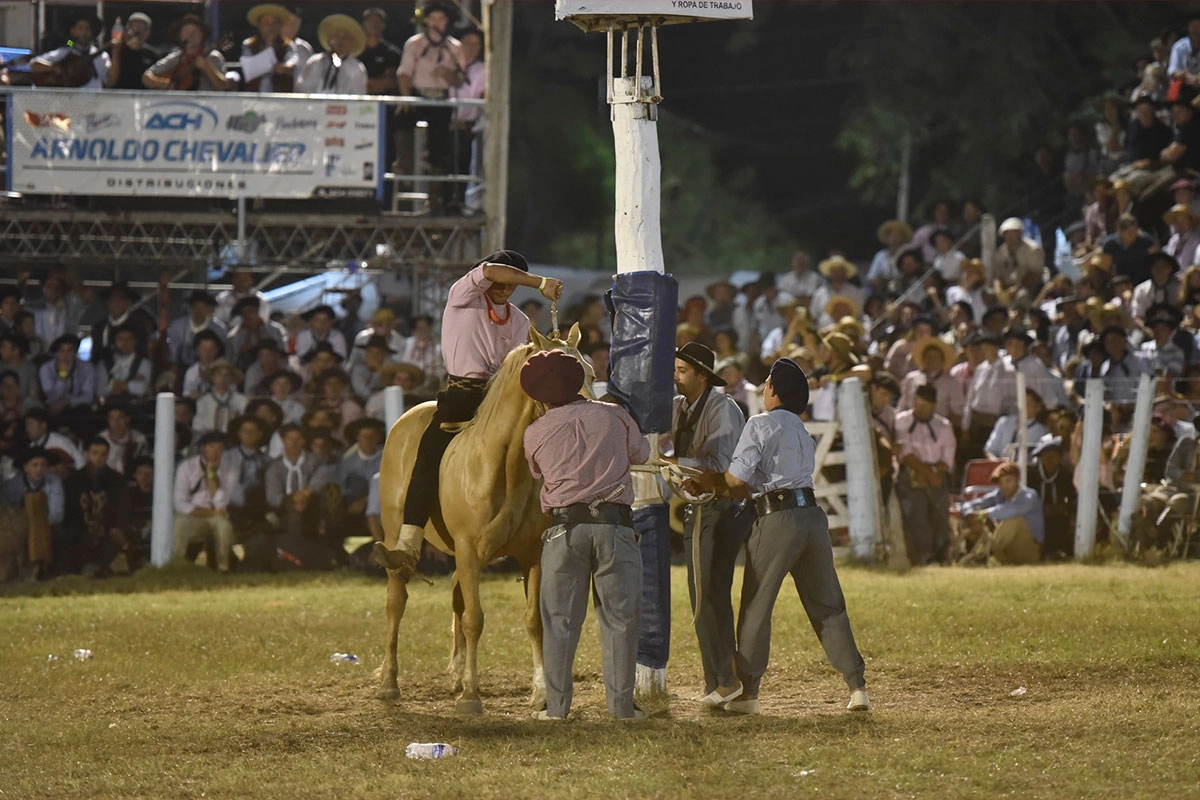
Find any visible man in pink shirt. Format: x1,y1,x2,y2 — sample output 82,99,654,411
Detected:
893,384,957,565
374,250,563,576
520,350,649,720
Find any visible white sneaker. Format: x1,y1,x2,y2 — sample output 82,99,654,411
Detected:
847,688,870,712
723,698,760,715
533,709,566,721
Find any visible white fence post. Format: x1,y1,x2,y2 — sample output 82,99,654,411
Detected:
1117,373,1156,546
150,392,176,568
1016,371,1028,485
384,385,404,432
1074,379,1105,559
837,377,880,561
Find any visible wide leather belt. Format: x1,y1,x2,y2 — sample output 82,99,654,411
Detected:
753,487,818,517
549,502,633,528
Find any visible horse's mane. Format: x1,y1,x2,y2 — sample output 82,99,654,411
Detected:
470,341,538,432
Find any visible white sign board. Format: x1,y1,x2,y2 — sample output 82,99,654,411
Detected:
6,90,383,200
556,0,752,30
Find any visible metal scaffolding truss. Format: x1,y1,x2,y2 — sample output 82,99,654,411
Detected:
0,208,485,270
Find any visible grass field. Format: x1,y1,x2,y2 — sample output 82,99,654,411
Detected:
2,562,1199,799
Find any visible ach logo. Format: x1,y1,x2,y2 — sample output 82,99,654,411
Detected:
141,101,219,132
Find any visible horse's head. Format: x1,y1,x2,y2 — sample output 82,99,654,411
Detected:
529,323,596,400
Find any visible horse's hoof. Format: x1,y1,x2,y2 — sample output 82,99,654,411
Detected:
377,684,401,701
530,689,547,710
455,697,484,715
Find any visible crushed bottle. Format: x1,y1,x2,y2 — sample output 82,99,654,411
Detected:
405,743,459,759
329,652,359,664
73,649,93,661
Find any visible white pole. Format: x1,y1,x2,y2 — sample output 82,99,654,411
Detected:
384,385,404,432
896,130,911,224
980,213,997,282
150,392,176,568
837,378,880,561
611,73,664,276
1117,372,1155,545
1016,371,1028,486
1074,379,1105,559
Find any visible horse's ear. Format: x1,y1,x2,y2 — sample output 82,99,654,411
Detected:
567,322,581,349
529,327,546,348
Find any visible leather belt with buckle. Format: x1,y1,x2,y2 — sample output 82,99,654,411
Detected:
753,488,818,517
549,502,633,529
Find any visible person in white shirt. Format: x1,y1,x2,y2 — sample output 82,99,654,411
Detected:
349,308,406,368
811,256,866,329
241,3,300,93
173,432,238,572
778,250,824,300
193,360,248,435
100,404,148,476
168,291,228,369
215,270,271,327
282,8,313,85
297,14,368,95
96,325,152,402
930,228,966,283
294,305,347,362
945,258,989,324
30,13,110,88
23,408,85,469
32,275,74,350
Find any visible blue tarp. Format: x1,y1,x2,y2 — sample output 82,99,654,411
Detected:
607,271,678,435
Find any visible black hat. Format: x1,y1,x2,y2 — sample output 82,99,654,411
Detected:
25,406,49,423
982,306,1009,323
1134,93,1158,107
187,290,218,308
0,368,18,384
305,426,343,451
915,384,938,404
49,333,81,352
930,226,955,243
897,246,925,265
962,330,984,346
869,371,900,398
1099,325,1129,342
675,342,727,387
231,296,262,318
0,332,30,355
1147,252,1181,274
105,282,140,304
227,414,269,439
192,329,226,356
767,358,809,413
1003,325,1032,343
1032,435,1064,457
15,447,52,469
420,0,459,23
362,6,387,21
175,395,197,414
109,322,139,340
1145,303,1183,328
473,249,529,273
344,416,386,442
196,431,227,448
264,369,303,393
363,334,396,353
65,11,102,39
300,341,342,364
301,304,337,322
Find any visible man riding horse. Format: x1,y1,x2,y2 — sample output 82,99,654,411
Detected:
373,250,564,578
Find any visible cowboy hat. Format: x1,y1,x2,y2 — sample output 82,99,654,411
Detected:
834,315,865,341
371,308,396,325
203,358,244,384
318,13,367,58
824,294,860,321
876,219,913,244
998,217,1026,235
1146,252,1181,275
821,332,859,366
675,342,727,387
960,258,986,278
344,416,386,443
379,361,426,386
1163,203,1200,227
520,350,585,407
911,336,956,372
818,255,858,279
247,3,292,27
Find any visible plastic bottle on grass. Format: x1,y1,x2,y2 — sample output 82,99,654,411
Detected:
73,649,93,660
405,743,459,759
329,652,359,664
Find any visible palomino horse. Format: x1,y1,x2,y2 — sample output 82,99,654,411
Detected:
376,324,592,713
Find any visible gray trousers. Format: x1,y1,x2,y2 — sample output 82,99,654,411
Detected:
735,506,866,696
540,522,641,718
683,498,739,692
895,468,951,565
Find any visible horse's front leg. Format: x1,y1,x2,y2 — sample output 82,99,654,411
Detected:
447,572,466,694
453,550,485,715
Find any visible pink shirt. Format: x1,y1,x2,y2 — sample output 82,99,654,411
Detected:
893,409,956,470
397,32,464,90
898,370,966,420
524,400,650,513
442,265,530,379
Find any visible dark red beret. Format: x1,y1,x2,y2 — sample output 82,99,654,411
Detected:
520,350,584,407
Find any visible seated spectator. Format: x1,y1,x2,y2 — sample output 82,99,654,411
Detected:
309,369,362,437
1126,94,1173,166
0,287,21,339
100,402,149,476
30,12,109,88
985,386,1052,461
867,370,900,443
809,331,859,421
243,340,289,396
994,218,1045,293
181,330,225,398
364,362,423,421
241,4,299,93
13,312,45,362
263,370,306,424
959,462,1045,565
297,14,368,94
866,220,913,290
704,279,739,332
885,314,937,380
1101,215,1159,289
1141,304,1188,380
296,305,347,362
95,324,152,404
106,11,158,90
222,415,271,535
351,308,406,368
22,407,82,470
715,358,760,418
812,257,865,329
1163,205,1200,271
893,384,956,565
350,335,396,401
90,283,155,363
227,297,286,372
1159,93,1200,176
337,417,385,538
306,425,343,467
1064,120,1102,205
1002,325,1067,410
169,292,228,371
216,270,271,327
38,334,94,419
1132,253,1183,321
126,457,155,568
143,14,229,91
31,275,74,349
1029,436,1077,559
929,228,965,283
711,328,751,376
175,396,197,433
172,431,236,572
0,334,36,403
1117,417,1176,487
193,360,248,434
1100,325,1153,416
265,424,336,549
62,438,133,576
0,369,38,423
1,448,64,580
246,398,286,457
1180,265,1200,307
758,293,807,365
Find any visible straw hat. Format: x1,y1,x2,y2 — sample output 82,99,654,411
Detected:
821,332,859,366
1163,203,1200,228
318,14,367,58
1082,253,1113,277
876,219,913,245
824,294,861,322
818,255,858,279
960,258,986,279
202,358,243,385
912,336,956,372
834,315,865,341
247,3,292,26
379,361,426,386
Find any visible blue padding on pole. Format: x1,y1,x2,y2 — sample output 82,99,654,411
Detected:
607,271,678,434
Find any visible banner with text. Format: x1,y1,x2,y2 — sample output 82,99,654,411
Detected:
6,91,382,199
